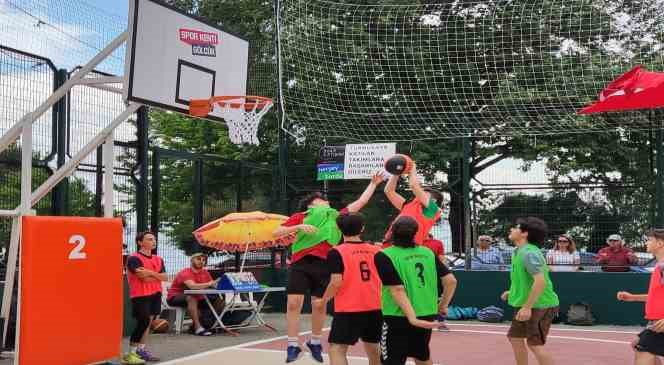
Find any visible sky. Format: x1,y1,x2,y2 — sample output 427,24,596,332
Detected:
87,0,129,18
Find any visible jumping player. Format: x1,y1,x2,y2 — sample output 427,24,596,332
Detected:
322,212,382,365
273,173,385,363
383,161,444,246
123,232,167,364
617,229,664,365
501,217,559,365
375,216,457,365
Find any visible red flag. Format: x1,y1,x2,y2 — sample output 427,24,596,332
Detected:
578,65,664,114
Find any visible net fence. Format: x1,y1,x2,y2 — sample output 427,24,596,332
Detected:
0,0,126,75
277,0,664,142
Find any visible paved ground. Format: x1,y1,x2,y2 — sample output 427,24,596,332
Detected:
0,315,645,364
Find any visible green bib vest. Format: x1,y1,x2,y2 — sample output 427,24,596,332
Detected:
291,206,341,254
508,243,559,308
381,246,438,317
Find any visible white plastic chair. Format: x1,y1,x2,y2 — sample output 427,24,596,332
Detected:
161,282,188,334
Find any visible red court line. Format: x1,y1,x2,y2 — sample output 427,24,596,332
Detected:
249,324,637,365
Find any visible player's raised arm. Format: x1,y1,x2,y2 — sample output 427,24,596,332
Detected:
384,173,406,210
347,171,385,213
407,161,431,207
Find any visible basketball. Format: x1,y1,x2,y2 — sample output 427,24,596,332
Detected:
384,154,413,175
151,319,170,333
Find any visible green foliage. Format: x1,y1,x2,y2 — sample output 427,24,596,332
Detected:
146,0,661,255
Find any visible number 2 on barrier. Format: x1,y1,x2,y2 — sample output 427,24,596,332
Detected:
68,234,87,260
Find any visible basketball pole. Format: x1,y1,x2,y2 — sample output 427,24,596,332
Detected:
0,28,141,352
0,31,128,154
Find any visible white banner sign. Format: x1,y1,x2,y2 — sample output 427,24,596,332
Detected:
343,143,396,179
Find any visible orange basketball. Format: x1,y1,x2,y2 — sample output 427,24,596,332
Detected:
151,318,170,333
384,154,413,175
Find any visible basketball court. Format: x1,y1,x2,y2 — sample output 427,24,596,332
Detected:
1,1,662,365
158,323,638,365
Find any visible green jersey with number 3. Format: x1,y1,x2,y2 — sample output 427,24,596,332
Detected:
381,245,439,317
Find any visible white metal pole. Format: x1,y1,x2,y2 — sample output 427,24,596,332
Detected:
103,132,114,217
0,31,128,154
240,244,249,273
31,103,141,207
2,217,20,348
20,124,32,215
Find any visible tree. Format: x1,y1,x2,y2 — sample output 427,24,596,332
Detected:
148,0,662,254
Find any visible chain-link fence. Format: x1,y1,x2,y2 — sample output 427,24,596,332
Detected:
149,148,280,276
465,159,658,272
0,45,141,259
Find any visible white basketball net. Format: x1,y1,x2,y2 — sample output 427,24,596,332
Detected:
215,98,273,145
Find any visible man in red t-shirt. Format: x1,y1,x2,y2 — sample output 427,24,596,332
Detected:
273,173,384,363
167,253,221,336
596,234,637,272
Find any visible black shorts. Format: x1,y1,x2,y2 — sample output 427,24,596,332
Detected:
287,256,330,297
131,292,162,319
166,294,218,308
380,315,435,365
329,310,382,345
635,328,664,356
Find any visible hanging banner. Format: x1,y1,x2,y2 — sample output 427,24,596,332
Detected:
317,143,396,180
317,145,345,181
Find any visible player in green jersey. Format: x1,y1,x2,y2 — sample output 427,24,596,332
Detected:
374,216,457,365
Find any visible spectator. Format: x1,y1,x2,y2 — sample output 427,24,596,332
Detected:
546,234,581,272
167,252,223,336
471,235,504,269
596,234,637,272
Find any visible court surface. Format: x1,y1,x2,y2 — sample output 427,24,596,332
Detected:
159,322,641,365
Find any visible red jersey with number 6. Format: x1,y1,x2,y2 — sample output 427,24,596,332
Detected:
333,242,382,312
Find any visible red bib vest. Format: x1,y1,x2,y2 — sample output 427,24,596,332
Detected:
127,253,163,298
646,264,664,320
333,242,382,313
384,200,441,244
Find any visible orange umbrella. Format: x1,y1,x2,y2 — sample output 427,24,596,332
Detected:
193,211,295,252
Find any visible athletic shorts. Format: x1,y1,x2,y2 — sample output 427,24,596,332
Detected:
287,256,330,297
507,307,559,346
166,294,218,308
380,315,435,365
634,327,664,357
329,310,382,345
131,292,162,319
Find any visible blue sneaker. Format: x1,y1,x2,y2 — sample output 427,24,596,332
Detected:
306,341,324,363
286,345,302,363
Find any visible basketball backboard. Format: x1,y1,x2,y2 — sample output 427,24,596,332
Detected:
123,0,249,121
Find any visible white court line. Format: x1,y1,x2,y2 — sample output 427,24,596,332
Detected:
236,347,372,361
162,323,634,364
159,327,331,365
235,348,444,365
447,329,631,344
447,323,640,334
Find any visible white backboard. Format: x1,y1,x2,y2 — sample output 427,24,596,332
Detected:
124,0,249,120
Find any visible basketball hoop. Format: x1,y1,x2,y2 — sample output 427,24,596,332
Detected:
189,96,273,145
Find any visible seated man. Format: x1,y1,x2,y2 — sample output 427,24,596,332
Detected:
471,235,505,270
167,252,223,336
